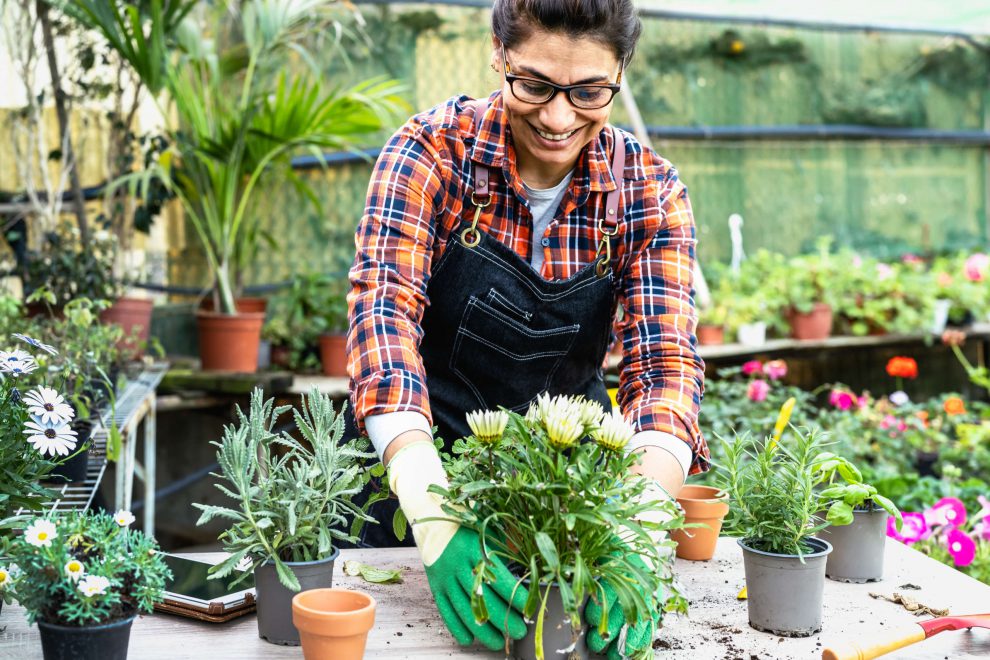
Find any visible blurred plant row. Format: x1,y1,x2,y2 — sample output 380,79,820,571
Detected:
699,238,990,341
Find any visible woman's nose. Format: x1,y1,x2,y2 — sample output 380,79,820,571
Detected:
538,92,576,133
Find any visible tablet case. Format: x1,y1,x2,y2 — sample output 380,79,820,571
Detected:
154,591,256,623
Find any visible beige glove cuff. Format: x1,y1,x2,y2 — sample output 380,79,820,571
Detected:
387,441,458,566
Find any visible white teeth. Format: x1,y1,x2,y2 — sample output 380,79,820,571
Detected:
535,127,576,141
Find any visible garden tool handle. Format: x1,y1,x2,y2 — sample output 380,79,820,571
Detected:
821,623,926,660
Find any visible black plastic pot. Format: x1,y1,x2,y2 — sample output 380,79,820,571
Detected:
38,615,134,660
47,420,93,484
915,451,939,478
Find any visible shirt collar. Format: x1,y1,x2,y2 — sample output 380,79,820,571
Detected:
467,91,618,195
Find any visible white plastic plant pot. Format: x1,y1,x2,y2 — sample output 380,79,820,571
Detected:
931,299,952,335
737,322,767,347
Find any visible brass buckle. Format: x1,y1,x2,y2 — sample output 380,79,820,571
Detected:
460,203,487,248
595,217,617,277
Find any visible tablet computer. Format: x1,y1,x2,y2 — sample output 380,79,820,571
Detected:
155,554,256,622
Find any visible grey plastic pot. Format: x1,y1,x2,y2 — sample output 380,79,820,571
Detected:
820,508,889,583
255,549,339,646
739,537,832,637
513,583,591,660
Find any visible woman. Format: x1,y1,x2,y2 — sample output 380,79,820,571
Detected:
346,0,708,655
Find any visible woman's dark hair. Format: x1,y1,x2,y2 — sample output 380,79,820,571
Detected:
492,0,642,65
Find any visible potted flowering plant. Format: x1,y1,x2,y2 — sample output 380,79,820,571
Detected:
432,394,686,660
814,453,902,583
715,410,834,637
193,387,375,646
317,279,350,377
696,303,728,345
782,239,839,341
0,510,170,660
1,333,80,521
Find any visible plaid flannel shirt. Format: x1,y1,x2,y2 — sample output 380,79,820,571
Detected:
348,92,709,474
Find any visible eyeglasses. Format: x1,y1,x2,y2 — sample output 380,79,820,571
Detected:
500,44,622,110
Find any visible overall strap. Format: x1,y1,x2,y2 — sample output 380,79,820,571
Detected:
596,128,625,277
461,99,492,247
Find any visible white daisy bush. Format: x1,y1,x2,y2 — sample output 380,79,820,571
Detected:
433,392,687,654
3,511,170,625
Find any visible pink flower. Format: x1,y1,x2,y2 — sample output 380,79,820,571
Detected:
964,253,990,282
974,520,990,542
742,360,763,376
876,263,894,280
946,528,976,567
901,253,924,266
879,415,898,431
937,272,953,288
747,379,770,402
926,497,968,528
763,360,787,381
829,389,855,411
857,394,871,411
975,495,990,523
887,512,928,544
852,255,863,268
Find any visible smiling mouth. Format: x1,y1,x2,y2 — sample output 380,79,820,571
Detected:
534,126,578,141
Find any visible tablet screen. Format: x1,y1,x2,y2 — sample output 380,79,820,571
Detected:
164,554,255,602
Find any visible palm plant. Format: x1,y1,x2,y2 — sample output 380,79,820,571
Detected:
67,0,406,313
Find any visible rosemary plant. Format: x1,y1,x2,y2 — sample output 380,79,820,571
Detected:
194,387,374,591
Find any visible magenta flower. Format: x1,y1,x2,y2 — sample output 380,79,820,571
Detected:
829,389,855,411
887,512,928,544
902,253,924,267
946,528,976,567
747,379,769,402
742,360,763,376
974,520,990,542
926,497,968,528
975,495,990,523
964,253,990,282
763,360,787,381
857,394,871,411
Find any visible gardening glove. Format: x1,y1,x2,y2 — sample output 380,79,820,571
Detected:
388,441,528,650
586,479,673,660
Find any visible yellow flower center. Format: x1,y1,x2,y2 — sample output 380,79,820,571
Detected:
38,532,48,541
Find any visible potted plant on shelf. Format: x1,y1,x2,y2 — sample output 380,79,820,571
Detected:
783,238,838,341
263,273,337,372
1,510,170,660
79,0,405,373
815,453,902,583
193,387,375,646
318,279,350,378
432,394,686,660
715,417,833,637
696,303,728,345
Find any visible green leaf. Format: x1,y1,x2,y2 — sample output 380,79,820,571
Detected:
826,501,854,526
342,560,403,584
534,532,559,571
392,507,407,542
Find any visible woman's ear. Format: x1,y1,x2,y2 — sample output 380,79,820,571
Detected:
490,36,501,72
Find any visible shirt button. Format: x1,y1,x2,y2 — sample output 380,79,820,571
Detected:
540,237,550,247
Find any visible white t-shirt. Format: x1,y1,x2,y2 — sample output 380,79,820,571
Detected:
523,172,573,273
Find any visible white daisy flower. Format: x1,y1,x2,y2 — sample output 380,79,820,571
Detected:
466,409,509,446
11,333,57,355
592,410,635,452
24,387,74,425
114,510,136,527
64,559,85,582
0,565,11,589
1,349,32,363
889,391,910,407
576,398,605,430
0,353,37,376
24,519,57,548
23,419,78,457
77,574,111,597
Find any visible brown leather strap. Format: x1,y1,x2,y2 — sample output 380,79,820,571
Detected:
468,99,491,203
602,128,625,233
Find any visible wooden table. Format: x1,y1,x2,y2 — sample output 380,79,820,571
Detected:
2,539,988,659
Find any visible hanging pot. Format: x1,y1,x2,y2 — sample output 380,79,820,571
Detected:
696,324,725,346
318,334,347,377
37,615,134,660
99,297,154,358
196,311,265,372
513,582,589,660
292,588,376,660
739,537,831,637
254,550,338,646
789,303,833,341
670,485,730,561
820,507,889,583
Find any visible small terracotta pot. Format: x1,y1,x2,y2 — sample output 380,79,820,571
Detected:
100,297,154,358
696,324,725,346
789,303,833,341
199,296,268,314
196,311,265,372
292,588,376,660
318,334,347,377
670,485,730,561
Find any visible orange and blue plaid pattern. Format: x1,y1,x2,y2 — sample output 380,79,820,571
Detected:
348,92,709,474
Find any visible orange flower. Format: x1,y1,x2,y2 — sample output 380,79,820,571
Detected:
944,397,966,416
915,410,930,428
886,356,918,380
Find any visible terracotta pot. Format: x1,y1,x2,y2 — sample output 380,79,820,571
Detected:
100,297,154,358
199,296,268,314
292,588,376,660
789,303,833,341
696,324,725,346
670,485,730,561
318,334,347,377
196,311,265,372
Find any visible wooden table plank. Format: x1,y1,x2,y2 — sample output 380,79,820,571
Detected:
1,539,988,659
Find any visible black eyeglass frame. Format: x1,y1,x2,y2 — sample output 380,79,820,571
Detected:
500,44,623,110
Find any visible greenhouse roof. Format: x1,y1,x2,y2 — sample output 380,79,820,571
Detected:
637,0,990,37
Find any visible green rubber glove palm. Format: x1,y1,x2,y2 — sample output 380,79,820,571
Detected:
388,441,528,651
585,553,663,660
